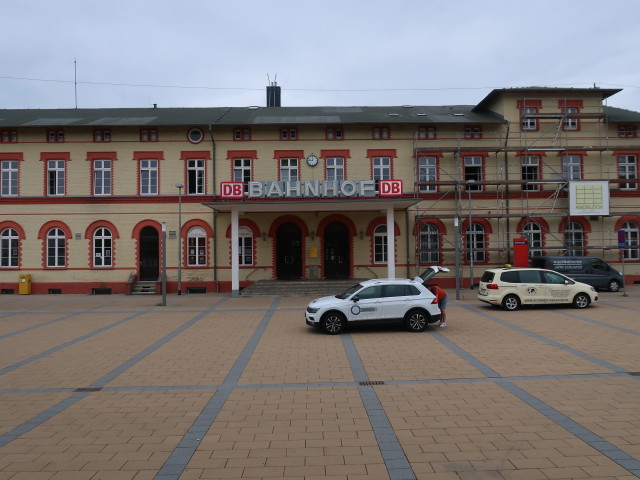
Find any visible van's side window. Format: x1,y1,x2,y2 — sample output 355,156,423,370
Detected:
591,259,609,271
501,271,519,283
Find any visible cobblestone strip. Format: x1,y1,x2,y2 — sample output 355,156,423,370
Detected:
500,380,640,477
154,297,281,480
459,303,628,372
342,334,417,480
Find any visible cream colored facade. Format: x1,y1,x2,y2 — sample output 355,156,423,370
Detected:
1,87,639,295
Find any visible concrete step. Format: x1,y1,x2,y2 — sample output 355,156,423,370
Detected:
240,279,364,297
131,281,158,295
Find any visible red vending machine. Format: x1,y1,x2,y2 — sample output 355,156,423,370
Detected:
513,238,529,267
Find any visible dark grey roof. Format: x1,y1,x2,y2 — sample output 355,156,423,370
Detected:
0,105,505,128
605,106,640,123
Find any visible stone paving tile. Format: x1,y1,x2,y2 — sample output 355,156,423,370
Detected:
107,312,260,388
516,377,640,461
0,314,130,369
0,313,193,390
239,311,355,385
376,382,632,479
0,393,73,437
449,306,616,377
0,390,213,479
183,387,388,479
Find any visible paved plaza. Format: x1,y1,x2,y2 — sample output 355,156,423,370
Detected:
0,287,639,480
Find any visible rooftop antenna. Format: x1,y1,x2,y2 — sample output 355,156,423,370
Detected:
74,58,78,109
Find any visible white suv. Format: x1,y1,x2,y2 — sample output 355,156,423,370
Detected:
478,267,598,311
305,266,449,334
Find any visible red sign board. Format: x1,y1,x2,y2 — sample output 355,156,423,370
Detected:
379,180,403,197
220,182,244,198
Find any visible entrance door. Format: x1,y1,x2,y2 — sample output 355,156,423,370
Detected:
140,226,159,281
276,222,302,279
323,222,350,279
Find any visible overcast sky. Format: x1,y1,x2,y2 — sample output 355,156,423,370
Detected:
3,0,639,112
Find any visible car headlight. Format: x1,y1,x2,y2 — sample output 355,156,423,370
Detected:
590,286,596,293
306,307,319,314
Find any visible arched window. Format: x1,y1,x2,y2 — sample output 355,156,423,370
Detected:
187,226,207,266
47,228,66,267
565,222,584,256
420,224,439,264
374,224,387,264
523,222,543,257
0,228,19,267
466,223,485,263
93,227,112,267
622,221,639,260
238,226,253,266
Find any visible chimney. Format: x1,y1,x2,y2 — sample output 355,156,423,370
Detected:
266,82,281,107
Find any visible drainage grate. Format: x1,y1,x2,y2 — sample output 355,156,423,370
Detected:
359,381,385,386
628,372,640,376
74,387,103,392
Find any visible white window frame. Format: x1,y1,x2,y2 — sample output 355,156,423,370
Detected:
419,224,439,264
521,155,540,191
1,160,18,197
47,160,65,196
523,222,543,257
619,155,637,190
326,157,344,181
372,156,391,191
563,107,579,130
0,228,19,267
279,157,298,182
47,228,66,268
233,158,252,192
140,159,158,195
464,156,483,191
93,159,112,196
622,221,639,260
187,226,207,266
373,224,388,264
521,107,538,131
565,221,584,256
418,156,437,192
93,227,112,267
562,155,582,180
466,223,485,263
187,159,205,195
238,226,253,266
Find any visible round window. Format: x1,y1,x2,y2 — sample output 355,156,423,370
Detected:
187,128,204,144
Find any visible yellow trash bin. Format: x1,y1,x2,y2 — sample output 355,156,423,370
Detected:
18,274,32,295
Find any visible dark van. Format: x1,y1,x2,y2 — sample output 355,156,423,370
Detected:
530,256,623,292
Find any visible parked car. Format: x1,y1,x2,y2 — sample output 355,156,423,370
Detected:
478,267,598,311
305,266,449,334
530,256,623,292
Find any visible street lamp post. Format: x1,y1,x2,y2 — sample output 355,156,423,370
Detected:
161,222,167,306
175,183,183,295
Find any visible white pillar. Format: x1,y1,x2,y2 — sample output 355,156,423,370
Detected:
386,207,395,279
231,209,239,297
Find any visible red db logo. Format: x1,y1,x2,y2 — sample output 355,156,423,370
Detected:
220,182,244,198
379,180,402,197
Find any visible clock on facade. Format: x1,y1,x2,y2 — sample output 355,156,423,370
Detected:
306,155,318,167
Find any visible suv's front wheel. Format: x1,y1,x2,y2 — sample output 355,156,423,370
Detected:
321,311,346,335
404,309,429,332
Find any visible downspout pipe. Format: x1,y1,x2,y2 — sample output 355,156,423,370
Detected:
208,124,219,291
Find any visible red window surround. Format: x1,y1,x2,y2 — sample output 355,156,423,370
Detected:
40,152,71,196
320,149,350,179
274,150,304,181
132,151,164,195
86,152,117,196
